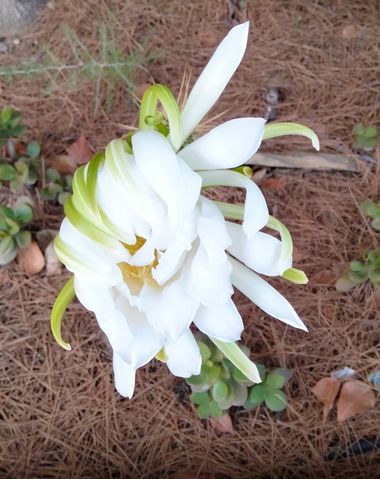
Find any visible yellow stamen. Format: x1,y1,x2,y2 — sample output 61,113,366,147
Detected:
118,236,158,287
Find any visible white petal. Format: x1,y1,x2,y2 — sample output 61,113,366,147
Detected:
230,256,307,331
132,130,181,227
199,169,269,237
193,299,243,341
165,329,201,377
197,197,231,266
152,238,188,285
59,218,124,285
226,222,291,276
179,117,265,170
180,22,249,144
113,352,136,398
140,277,199,340
185,242,233,306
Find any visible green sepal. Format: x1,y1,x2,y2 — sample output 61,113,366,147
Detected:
282,267,308,284
50,276,75,351
263,122,320,151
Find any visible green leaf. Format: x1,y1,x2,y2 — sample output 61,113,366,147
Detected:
371,218,380,231
58,191,71,205
198,340,212,362
50,276,75,351
264,389,287,412
248,384,266,405
0,206,15,220
282,268,308,285
0,236,17,265
196,402,210,419
14,204,33,224
15,230,31,248
27,141,41,158
1,107,13,124
209,400,224,417
271,367,292,384
211,380,229,402
202,364,222,385
0,163,16,181
190,391,210,406
186,372,209,387
265,373,286,389
4,217,20,235
47,168,61,182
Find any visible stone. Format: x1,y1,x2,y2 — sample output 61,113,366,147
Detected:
0,0,47,36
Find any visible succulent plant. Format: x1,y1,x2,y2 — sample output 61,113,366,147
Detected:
41,168,72,205
353,123,378,151
0,202,33,265
0,107,26,147
336,200,380,292
186,335,292,419
0,140,40,191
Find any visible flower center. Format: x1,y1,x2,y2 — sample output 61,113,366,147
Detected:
118,236,158,289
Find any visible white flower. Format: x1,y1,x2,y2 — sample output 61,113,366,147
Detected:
51,22,318,398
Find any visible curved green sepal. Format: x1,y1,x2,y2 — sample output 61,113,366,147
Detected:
155,347,168,362
263,122,320,151
267,215,293,265
233,166,253,177
51,276,75,351
86,152,105,214
209,338,261,384
213,201,244,221
139,84,181,149
282,267,308,284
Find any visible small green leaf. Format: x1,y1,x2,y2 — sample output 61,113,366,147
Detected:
47,168,61,182
282,267,308,284
196,402,210,419
202,364,222,385
15,230,31,248
4,217,20,235
58,191,71,205
1,107,13,124
186,372,209,387
209,400,224,417
0,238,17,265
248,384,266,405
190,391,210,406
14,204,33,224
0,164,16,181
265,373,286,389
27,141,41,159
264,389,287,412
198,340,212,362
271,368,292,384
211,380,229,402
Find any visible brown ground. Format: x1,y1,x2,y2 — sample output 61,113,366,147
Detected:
1,1,380,478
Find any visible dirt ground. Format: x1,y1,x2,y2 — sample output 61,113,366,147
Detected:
1,0,380,478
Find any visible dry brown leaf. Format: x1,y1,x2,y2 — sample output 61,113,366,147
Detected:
337,380,376,423
261,176,287,190
342,25,361,40
311,377,341,421
18,241,45,275
67,134,94,165
209,414,234,433
50,154,77,174
312,270,337,285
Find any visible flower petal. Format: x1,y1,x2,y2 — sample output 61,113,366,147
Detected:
199,170,269,237
165,329,201,377
113,352,136,398
226,221,291,276
193,299,243,341
180,22,249,144
140,276,199,341
230,256,307,331
179,117,265,170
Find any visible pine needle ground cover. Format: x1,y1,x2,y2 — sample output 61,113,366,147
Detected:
0,1,379,477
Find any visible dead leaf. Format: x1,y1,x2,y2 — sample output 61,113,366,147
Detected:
312,377,341,421
312,270,337,285
18,241,45,275
209,414,234,433
50,154,77,174
337,380,376,423
261,176,287,190
67,134,94,165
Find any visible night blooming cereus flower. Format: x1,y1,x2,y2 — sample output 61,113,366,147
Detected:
51,22,319,398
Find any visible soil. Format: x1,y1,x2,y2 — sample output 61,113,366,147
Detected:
0,1,380,478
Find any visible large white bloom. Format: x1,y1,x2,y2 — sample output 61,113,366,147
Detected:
52,22,318,398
